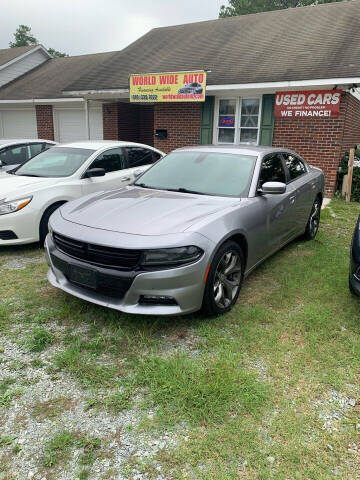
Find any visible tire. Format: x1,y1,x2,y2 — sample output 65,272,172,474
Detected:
202,241,244,316
39,203,64,246
303,196,322,241
349,275,358,296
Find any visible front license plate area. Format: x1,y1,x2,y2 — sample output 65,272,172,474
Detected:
69,264,97,289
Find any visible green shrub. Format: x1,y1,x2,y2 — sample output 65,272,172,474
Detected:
337,150,360,202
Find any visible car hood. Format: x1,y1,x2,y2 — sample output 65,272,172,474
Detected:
60,186,239,235
0,174,61,199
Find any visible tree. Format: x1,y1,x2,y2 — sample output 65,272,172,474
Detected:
9,24,68,57
219,0,342,17
47,48,68,58
9,24,38,47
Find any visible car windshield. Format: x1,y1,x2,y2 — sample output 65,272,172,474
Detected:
14,147,95,177
134,151,256,197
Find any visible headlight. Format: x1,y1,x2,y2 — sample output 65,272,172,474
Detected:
0,197,32,216
141,246,203,267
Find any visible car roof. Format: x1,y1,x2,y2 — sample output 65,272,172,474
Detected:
174,144,287,156
55,140,161,151
0,139,56,147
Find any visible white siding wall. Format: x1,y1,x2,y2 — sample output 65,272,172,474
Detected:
54,107,103,143
0,50,48,87
0,108,37,138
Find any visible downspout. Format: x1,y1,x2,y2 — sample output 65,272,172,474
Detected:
84,99,90,139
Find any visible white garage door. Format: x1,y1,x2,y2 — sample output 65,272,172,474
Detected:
0,109,37,138
54,107,103,143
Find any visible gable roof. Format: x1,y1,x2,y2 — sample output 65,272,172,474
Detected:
64,0,360,92
0,51,117,100
0,45,38,67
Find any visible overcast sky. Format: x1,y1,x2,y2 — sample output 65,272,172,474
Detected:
1,0,224,56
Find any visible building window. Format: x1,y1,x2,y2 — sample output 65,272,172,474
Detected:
215,97,261,145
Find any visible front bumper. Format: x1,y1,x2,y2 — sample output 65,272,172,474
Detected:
45,234,209,316
0,206,39,245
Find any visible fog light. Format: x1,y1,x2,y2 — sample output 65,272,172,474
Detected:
139,295,178,306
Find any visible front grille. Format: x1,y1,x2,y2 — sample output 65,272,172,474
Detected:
51,253,134,299
0,230,18,240
53,233,141,270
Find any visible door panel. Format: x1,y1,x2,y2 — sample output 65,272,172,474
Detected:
261,184,297,252
81,147,133,196
282,153,313,233
258,153,297,253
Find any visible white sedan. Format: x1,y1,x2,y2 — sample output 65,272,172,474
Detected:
0,139,56,172
0,140,165,245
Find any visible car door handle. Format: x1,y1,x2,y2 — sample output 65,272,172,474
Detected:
121,177,131,182
290,195,296,204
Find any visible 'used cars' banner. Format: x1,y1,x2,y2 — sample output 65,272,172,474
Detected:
129,71,206,103
274,90,342,118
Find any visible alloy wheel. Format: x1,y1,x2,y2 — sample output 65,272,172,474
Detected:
310,200,321,237
213,250,242,309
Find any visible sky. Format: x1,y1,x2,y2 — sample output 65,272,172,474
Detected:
1,0,225,56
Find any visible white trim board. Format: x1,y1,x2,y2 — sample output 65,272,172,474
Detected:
0,45,51,72
0,98,85,104
63,77,360,98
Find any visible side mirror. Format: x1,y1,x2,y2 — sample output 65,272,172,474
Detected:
85,168,106,178
260,181,286,195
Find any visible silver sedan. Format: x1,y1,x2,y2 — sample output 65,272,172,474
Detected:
45,145,324,316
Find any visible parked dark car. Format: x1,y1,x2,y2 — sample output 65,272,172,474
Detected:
349,215,360,296
178,82,203,95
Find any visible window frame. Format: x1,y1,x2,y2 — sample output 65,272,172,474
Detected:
124,146,158,169
213,95,262,146
257,152,287,191
281,152,309,184
0,143,30,166
84,146,126,176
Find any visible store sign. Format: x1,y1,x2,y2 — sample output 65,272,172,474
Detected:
129,71,206,103
219,116,235,127
274,90,342,118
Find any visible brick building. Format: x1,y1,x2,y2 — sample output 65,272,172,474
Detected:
1,1,360,195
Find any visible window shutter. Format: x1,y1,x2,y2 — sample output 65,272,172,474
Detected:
259,94,275,146
200,96,214,144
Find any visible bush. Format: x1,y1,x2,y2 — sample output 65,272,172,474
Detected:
337,149,360,202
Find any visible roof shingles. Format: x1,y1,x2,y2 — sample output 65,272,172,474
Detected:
64,0,360,91
0,0,359,100
0,45,37,67
0,51,117,100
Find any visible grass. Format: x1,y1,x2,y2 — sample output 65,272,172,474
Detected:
0,198,359,479
136,353,267,425
24,325,55,352
42,430,101,468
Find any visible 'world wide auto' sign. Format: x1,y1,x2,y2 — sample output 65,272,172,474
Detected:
274,90,342,118
129,71,206,103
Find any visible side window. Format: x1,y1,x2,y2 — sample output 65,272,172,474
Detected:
29,143,45,158
89,148,125,174
0,144,29,166
259,154,286,187
283,153,307,181
152,151,162,162
126,147,156,168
